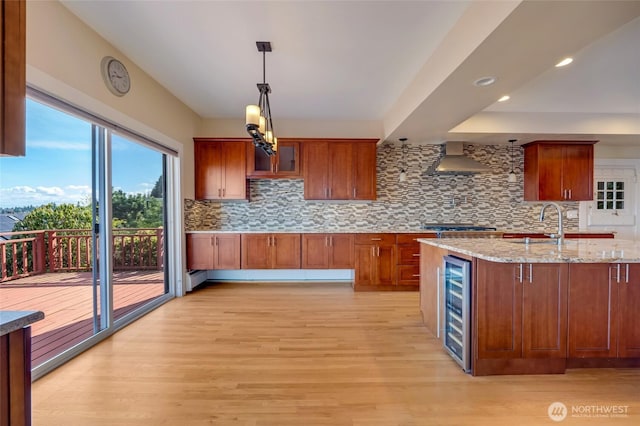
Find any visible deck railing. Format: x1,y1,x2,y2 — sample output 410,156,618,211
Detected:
0,228,164,282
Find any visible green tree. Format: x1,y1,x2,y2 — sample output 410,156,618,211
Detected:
12,203,92,232
111,190,163,228
150,175,163,198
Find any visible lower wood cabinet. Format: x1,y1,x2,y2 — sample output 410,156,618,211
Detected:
475,260,568,360
186,234,241,270
419,244,448,339
301,234,354,269
241,233,301,269
354,234,396,290
568,263,640,358
396,233,436,287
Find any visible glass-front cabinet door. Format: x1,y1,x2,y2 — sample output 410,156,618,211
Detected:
247,140,300,178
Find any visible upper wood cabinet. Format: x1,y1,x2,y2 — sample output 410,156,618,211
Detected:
303,139,377,200
241,233,301,269
186,233,241,270
1,0,26,156
523,141,596,201
194,138,248,200
247,139,301,178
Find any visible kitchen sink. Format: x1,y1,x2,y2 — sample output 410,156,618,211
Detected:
505,238,560,245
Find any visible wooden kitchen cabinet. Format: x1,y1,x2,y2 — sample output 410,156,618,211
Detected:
194,138,248,200
568,263,640,358
1,0,26,156
523,141,596,201
619,263,640,358
247,139,301,178
419,243,448,339
241,233,301,269
396,233,436,288
475,260,567,360
186,233,241,270
354,234,395,290
303,139,377,200
301,233,354,269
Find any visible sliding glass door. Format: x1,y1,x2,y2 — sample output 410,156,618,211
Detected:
0,93,174,371
111,133,168,323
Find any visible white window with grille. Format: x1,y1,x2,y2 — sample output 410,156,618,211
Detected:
587,168,636,226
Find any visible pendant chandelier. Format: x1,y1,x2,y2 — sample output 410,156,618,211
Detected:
245,41,277,156
399,138,408,182
507,139,517,183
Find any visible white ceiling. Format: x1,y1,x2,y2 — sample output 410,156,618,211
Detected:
61,0,640,146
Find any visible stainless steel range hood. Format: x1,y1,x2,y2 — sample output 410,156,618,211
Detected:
432,142,492,175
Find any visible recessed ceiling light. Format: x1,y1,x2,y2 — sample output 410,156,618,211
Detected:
473,76,496,87
498,95,510,102
555,57,573,67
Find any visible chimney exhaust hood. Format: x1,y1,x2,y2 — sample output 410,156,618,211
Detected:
431,142,492,175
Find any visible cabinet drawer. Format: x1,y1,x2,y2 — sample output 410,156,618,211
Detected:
397,246,421,264
354,234,395,245
397,265,421,284
396,233,437,245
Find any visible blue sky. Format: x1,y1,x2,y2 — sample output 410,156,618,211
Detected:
0,99,163,208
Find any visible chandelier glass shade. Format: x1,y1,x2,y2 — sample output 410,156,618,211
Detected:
245,41,277,156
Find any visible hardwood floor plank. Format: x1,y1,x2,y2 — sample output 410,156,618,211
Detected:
32,282,640,425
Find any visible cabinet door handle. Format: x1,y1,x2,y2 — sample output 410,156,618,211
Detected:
568,189,572,199
377,246,380,257
617,264,621,283
329,236,333,246
371,238,382,241
412,274,420,277
353,188,356,198
218,188,221,197
372,246,376,257
518,263,523,283
412,253,420,257
211,236,215,247
626,264,630,283
529,264,533,283
215,236,218,247
272,236,276,246
436,266,441,339
325,236,329,246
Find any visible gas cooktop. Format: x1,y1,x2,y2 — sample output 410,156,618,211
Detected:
421,223,497,232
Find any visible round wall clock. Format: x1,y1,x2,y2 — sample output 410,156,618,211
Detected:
101,56,131,96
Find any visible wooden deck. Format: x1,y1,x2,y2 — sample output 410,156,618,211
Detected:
0,271,165,367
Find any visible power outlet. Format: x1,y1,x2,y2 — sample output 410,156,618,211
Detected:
566,209,579,219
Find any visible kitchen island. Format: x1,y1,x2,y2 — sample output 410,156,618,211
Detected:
418,238,640,376
1,310,44,425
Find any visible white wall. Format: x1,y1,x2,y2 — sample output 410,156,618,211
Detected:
26,0,200,200
26,1,204,294
580,156,640,240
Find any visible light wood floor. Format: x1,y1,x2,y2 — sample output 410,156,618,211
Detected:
33,282,640,425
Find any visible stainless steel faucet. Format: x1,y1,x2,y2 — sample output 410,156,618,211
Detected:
539,202,564,244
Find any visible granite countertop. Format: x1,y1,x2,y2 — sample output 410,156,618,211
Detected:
187,229,436,234
186,229,615,235
0,311,45,336
418,238,640,263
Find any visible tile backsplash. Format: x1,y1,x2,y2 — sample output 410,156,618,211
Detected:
184,143,579,232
